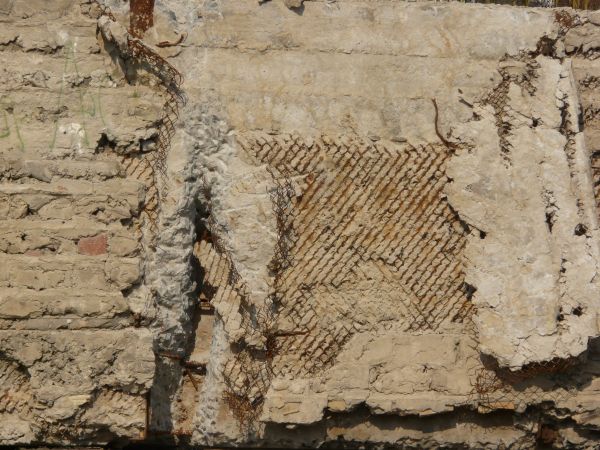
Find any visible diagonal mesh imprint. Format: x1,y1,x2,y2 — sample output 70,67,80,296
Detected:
119,152,160,231
462,316,578,413
469,364,575,413
238,133,475,379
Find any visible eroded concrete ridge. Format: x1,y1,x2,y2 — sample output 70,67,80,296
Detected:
2,0,600,448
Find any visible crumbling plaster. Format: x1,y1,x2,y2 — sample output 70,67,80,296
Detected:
2,1,600,449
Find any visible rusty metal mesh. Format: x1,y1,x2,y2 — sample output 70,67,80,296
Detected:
468,361,576,413
196,133,478,428
193,176,268,429
481,56,540,167
119,153,160,231
84,0,589,433
240,134,474,334
212,134,582,426
90,0,185,237
461,319,578,412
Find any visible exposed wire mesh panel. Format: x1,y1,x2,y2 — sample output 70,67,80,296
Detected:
91,0,185,237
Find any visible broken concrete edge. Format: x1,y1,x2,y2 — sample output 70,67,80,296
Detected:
198,11,600,440
189,12,600,438
3,0,600,447
439,11,600,371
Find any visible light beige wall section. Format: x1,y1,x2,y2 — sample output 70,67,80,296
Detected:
3,0,600,448
187,1,554,142
446,56,600,368
0,0,158,444
176,1,600,447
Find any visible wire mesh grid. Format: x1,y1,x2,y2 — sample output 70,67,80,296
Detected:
83,0,589,435
196,134,479,429
459,320,579,412
468,363,577,412
89,0,186,237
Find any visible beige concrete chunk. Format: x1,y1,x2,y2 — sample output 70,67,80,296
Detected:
3,0,600,448
0,254,141,291
0,288,129,320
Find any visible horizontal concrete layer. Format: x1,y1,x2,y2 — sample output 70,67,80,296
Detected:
0,218,138,256
0,179,145,220
0,287,130,320
0,159,124,182
0,254,141,291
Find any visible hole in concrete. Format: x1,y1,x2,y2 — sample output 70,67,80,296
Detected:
95,132,116,153
288,3,305,15
545,211,555,233
536,36,556,57
139,135,158,153
192,198,212,309
574,223,588,236
462,282,477,301
536,423,559,448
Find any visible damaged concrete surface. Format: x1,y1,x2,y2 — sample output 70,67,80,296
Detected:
2,0,600,448
447,54,600,369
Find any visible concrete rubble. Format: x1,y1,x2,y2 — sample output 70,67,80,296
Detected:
2,0,600,448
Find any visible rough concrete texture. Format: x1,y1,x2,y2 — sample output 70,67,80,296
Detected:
2,0,600,448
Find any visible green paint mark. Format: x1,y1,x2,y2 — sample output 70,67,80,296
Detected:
0,111,10,138
13,114,24,151
96,87,107,127
50,41,71,150
49,41,111,151
70,43,90,147
84,92,96,118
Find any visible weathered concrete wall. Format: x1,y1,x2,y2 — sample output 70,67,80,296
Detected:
2,0,600,448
